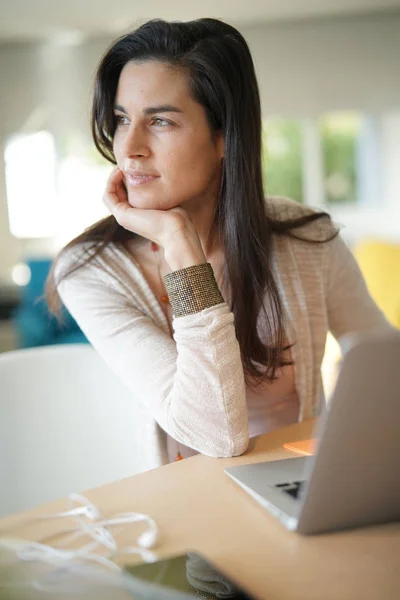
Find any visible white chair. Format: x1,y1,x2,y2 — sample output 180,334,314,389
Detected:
0,344,146,517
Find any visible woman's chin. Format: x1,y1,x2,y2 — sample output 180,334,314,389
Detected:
127,193,157,210
127,193,175,211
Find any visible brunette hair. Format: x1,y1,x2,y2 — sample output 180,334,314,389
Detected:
46,18,336,383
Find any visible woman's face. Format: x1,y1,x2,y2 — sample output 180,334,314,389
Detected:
113,60,224,211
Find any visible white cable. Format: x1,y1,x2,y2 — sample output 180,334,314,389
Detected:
1,492,160,580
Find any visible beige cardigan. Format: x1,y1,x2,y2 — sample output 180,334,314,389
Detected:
57,197,389,471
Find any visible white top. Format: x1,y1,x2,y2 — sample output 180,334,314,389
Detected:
166,329,299,462
57,197,390,471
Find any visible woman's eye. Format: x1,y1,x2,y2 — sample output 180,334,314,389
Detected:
152,118,171,127
115,115,129,125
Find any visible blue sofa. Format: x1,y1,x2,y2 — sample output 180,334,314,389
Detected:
12,258,88,348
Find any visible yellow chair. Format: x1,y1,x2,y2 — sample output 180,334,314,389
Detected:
353,240,400,328
322,239,400,399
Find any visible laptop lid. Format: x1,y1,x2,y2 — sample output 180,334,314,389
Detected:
297,329,400,534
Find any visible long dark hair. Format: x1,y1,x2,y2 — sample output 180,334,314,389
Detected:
46,18,336,384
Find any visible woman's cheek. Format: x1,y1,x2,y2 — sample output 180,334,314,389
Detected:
114,147,123,165
112,134,124,163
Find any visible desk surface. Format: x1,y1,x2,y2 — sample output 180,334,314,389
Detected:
1,420,399,600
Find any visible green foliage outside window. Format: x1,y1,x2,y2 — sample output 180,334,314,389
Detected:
262,113,359,205
262,119,303,203
320,112,360,204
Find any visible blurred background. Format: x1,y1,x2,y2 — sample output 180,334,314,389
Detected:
0,0,399,358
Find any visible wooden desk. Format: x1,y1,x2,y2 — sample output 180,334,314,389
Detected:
1,420,399,600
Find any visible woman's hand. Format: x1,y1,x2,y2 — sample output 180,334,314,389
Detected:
103,167,207,270
104,167,193,245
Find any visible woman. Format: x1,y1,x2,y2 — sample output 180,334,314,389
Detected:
46,18,389,469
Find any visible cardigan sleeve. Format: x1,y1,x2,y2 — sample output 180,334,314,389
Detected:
56,251,248,459
326,234,393,341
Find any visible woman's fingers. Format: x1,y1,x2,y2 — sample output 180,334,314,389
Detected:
110,204,169,241
103,167,127,210
102,167,196,245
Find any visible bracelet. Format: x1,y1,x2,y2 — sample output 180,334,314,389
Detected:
163,263,224,318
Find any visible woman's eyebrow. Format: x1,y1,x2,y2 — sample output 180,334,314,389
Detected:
143,104,184,115
114,103,184,115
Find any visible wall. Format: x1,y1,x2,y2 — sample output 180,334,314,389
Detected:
244,12,400,246
0,10,399,282
246,12,400,116
0,44,43,276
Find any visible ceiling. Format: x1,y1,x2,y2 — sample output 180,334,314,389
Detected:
1,0,400,43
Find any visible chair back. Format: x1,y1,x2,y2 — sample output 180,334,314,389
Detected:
353,240,400,328
0,344,145,517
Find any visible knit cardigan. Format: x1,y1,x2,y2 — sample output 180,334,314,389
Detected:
57,197,390,471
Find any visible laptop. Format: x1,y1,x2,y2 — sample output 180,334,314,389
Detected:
225,329,400,534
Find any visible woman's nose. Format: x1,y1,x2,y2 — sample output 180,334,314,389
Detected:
121,126,150,158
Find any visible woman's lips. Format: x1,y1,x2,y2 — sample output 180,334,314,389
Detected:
125,173,159,187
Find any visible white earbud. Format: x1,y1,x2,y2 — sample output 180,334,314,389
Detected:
2,494,159,572
137,529,158,549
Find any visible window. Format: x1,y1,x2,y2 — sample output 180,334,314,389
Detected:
262,119,303,203
320,112,361,205
4,130,110,246
261,113,364,207
5,131,57,238
55,132,110,246
4,112,382,244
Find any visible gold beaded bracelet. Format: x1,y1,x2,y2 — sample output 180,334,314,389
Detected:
163,263,224,318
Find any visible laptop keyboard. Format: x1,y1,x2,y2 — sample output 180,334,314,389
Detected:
274,480,305,499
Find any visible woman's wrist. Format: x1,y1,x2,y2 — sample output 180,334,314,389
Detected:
164,263,224,317
163,230,207,271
